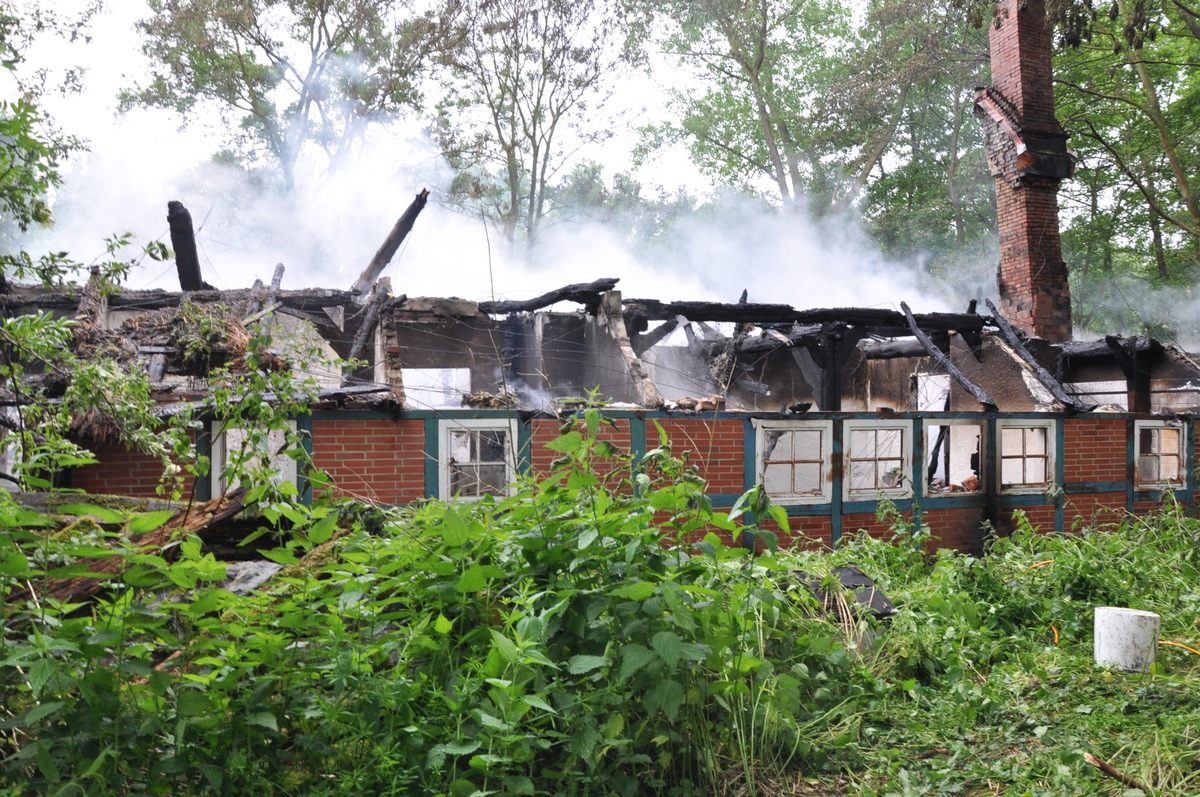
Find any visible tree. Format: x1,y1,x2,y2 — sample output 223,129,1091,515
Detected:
126,0,464,190
641,0,983,220
435,0,637,257
1050,0,1200,336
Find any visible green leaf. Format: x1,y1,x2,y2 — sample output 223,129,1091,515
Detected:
126,510,175,535
258,547,299,565
442,507,470,546
490,630,519,664
55,503,125,524
645,679,685,722
652,631,683,668
545,430,583,454
246,711,278,731
619,643,654,680
521,694,556,713
612,581,655,600
567,654,607,674
307,512,337,545
435,614,453,634
456,564,498,593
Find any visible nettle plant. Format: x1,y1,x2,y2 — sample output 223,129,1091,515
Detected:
0,401,877,796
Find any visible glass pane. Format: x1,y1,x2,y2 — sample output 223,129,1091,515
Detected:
794,462,821,494
793,430,822,460
478,431,507,463
1160,428,1180,455
763,462,791,495
879,460,904,488
1162,455,1181,482
849,460,875,490
877,429,902,458
768,429,787,460
450,463,476,495
476,464,507,494
1024,428,1046,455
1025,458,1047,484
1001,458,1023,485
1137,455,1159,484
1001,427,1023,452
449,430,471,462
850,430,876,459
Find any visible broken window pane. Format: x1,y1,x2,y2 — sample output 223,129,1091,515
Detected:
846,425,909,495
759,424,829,501
1135,424,1184,488
446,426,512,498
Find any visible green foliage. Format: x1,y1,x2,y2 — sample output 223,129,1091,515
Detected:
6,412,1198,795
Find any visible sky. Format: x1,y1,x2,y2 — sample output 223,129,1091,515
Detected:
7,0,973,314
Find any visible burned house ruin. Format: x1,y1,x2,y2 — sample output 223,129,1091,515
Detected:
2,0,1198,554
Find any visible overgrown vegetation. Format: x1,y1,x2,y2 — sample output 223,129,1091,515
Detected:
2,413,1198,796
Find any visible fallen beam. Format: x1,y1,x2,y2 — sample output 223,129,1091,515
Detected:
623,299,986,333
901,302,997,411
167,201,215,292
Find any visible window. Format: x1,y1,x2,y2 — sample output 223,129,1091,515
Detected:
754,420,833,504
1135,421,1185,489
211,421,298,496
844,420,912,499
438,418,519,500
924,420,983,495
998,421,1054,492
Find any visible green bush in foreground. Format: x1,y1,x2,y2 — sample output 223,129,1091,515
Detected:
2,415,1199,796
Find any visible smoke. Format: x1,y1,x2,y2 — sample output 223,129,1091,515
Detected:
13,0,974,317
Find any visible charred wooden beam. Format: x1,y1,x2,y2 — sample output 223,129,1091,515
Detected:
1105,335,1158,413
622,299,986,333
479,278,620,315
351,188,429,300
5,488,248,610
167,201,215,292
860,339,928,359
630,318,678,358
986,299,1091,411
901,302,997,411
598,291,660,406
736,324,823,354
342,281,391,385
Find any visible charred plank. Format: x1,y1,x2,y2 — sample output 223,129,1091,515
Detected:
986,299,1091,411
351,189,428,300
479,278,620,314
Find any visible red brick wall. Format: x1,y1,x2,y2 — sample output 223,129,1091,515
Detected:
924,507,988,555
996,504,1058,535
1064,492,1126,530
655,418,744,494
529,418,631,479
311,419,425,504
989,0,1059,130
71,438,196,499
774,516,833,550
1064,419,1126,483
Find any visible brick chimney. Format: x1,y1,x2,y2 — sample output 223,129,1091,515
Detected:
974,0,1074,342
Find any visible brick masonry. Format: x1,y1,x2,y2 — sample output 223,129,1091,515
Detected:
311,418,426,504
985,0,1072,342
70,437,196,499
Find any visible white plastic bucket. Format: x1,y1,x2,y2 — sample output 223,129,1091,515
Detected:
1094,607,1160,673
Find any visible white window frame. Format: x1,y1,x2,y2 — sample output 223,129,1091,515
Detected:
438,417,520,501
1134,420,1186,490
753,419,834,505
843,420,913,501
997,419,1056,494
210,420,299,496
922,419,985,497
